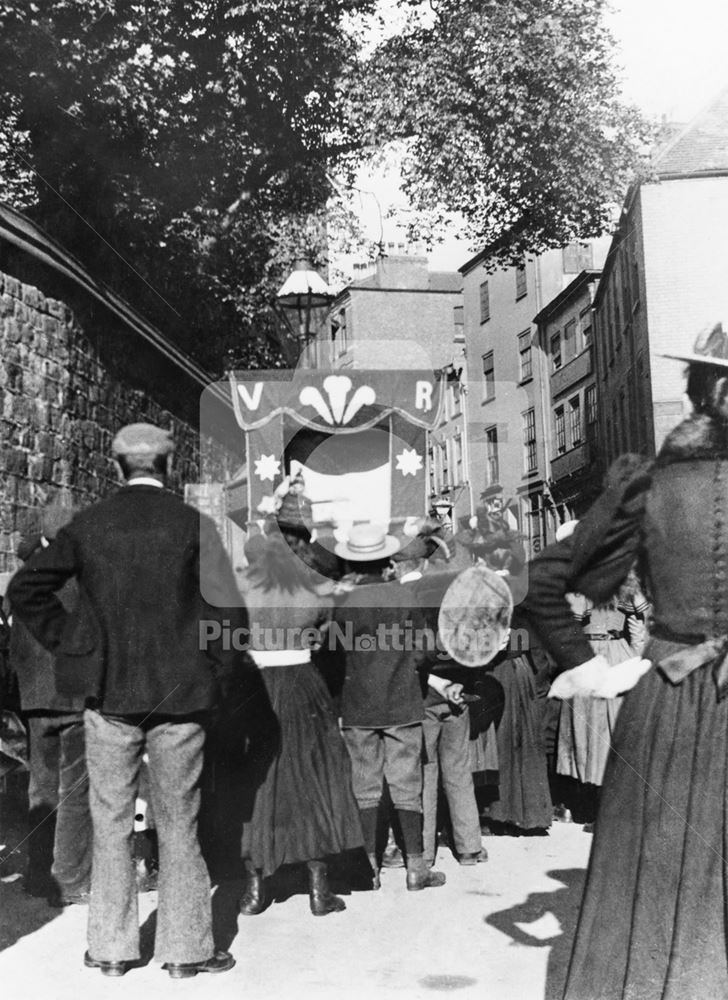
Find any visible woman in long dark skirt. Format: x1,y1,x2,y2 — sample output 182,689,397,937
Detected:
236,487,363,917
459,502,552,834
524,322,728,999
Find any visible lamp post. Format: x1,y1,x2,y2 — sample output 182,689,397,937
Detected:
275,259,333,368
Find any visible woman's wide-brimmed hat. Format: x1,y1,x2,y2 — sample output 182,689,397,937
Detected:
659,321,728,368
334,523,401,562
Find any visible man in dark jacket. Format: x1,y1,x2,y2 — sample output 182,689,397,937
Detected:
8,423,244,979
333,524,446,892
11,503,91,904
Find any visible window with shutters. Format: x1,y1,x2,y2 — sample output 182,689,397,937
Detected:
479,280,490,323
569,395,582,446
515,264,527,300
522,408,537,473
555,407,566,454
482,351,495,401
518,330,532,381
485,426,499,486
551,332,562,371
586,385,598,427
580,307,592,348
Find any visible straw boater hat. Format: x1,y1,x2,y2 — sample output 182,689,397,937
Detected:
334,523,401,562
659,321,728,367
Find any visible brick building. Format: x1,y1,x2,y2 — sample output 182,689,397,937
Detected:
0,203,239,580
306,254,468,526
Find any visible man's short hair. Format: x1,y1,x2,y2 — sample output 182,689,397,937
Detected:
117,452,168,479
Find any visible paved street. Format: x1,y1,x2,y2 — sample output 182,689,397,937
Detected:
0,823,591,1000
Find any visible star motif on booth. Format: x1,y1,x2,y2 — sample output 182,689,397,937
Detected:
395,448,424,477
254,454,281,482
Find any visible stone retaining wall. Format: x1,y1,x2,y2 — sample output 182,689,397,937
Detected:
0,270,205,573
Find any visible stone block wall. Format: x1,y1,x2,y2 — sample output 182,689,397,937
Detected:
0,270,205,573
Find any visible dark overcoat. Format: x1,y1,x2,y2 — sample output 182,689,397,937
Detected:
8,485,245,716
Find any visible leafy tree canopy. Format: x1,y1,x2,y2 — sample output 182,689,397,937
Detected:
0,0,651,370
0,0,374,368
348,0,653,267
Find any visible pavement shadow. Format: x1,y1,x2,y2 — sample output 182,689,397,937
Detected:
212,878,245,951
0,881,63,952
137,908,157,967
0,777,65,953
485,867,586,1000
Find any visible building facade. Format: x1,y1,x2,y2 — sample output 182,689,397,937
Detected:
534,270,602,522
460,238,609,554
593,86,728,463
305,255,469,526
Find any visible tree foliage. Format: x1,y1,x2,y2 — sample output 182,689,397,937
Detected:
348,0,653,266
0,0,373,369
0,0,651,370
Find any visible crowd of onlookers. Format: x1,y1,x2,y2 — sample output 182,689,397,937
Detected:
0,423,650,979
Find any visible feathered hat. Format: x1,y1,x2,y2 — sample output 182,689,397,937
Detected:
659,321,728,368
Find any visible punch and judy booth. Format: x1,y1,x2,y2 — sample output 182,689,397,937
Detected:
227,368,444,535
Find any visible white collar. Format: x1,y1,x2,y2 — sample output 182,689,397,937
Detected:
398,570,423,584
126,477,164,488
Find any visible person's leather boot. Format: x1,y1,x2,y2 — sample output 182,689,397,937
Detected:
239,864,268,915
307,861,346,915
164,951,235,979
367,853,381,890
83,952,129,977
457,847,489,866
406,854,446,891
381,842,405,868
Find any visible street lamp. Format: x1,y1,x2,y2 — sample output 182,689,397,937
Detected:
275,259,333,367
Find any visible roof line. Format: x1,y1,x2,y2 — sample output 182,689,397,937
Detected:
652,83,728,170
335,285,461,298
458,229,519,275
654,168,728,182
532,269,602,325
